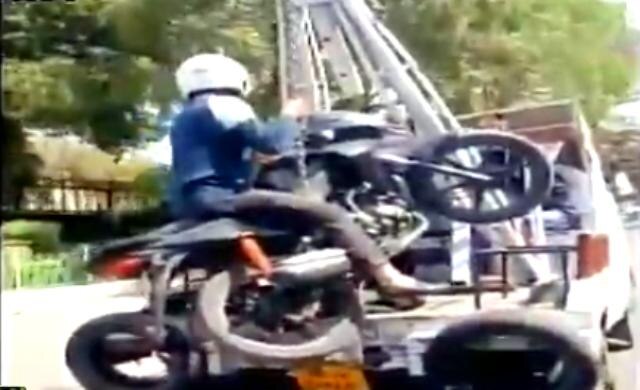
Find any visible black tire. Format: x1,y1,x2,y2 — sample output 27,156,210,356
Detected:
423,310,599,389
65,312,191,390
413,131,553,223
195,269,363,362
606,310,634,352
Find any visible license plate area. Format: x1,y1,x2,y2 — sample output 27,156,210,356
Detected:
292,362,369,390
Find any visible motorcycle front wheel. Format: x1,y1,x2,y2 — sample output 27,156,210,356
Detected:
65,312,193,390
410,131,553,224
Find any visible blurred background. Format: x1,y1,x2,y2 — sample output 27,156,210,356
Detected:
1,0,638,289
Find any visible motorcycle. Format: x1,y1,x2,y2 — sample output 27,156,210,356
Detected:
66,111,557,389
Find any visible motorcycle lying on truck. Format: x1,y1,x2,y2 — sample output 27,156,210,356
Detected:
66,111,561,389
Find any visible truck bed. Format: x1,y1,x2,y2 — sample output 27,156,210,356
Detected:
363,284,562,344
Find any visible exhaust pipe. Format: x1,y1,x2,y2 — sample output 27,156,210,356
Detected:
272,248,351,284
196,264,362,362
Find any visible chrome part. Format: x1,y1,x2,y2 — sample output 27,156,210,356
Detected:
345,187,378,226
274,248,351,282
196,270,363,365
398,212,429,251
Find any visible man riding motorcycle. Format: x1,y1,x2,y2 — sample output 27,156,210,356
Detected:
169,53,438,301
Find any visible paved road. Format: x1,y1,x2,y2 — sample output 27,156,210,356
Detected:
1,282,147,390
2,282,639,389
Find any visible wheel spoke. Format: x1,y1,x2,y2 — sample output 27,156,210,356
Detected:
442,149,531,181
442,156,471,170
440,179,471,192
502,179,528,199
474,188,486,211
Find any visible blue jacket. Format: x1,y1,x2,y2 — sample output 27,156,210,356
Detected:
168,92,298,217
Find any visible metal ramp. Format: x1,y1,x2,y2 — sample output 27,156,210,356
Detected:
277,0,466,137
276,0,551,286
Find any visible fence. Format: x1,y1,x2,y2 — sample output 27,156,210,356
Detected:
4,178,155,215
2,240,92,289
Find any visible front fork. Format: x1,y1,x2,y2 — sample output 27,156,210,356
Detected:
146,253,184,347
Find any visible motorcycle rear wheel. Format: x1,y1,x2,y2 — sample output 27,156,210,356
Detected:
195,267,363,365
412,131,553,224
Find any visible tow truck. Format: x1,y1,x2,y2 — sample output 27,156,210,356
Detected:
67,0,638,388
265,0,639,387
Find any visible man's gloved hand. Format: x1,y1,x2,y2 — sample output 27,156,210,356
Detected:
253,152,282,166
281,97,310,120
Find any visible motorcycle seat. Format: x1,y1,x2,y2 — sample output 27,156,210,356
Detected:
89,220,201,259
89,216,290,267
148,218,286,249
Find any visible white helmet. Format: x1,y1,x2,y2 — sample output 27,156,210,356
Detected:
175,53,252,99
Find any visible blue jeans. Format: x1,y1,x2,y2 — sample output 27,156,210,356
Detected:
174,184,388,268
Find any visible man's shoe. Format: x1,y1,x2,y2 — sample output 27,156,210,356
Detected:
376,293,425,311
372,263,452,296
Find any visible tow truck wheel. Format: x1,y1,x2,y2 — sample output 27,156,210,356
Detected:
423,309,599,389
606,311,634,352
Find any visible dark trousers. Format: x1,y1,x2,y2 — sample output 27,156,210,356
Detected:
179,186,387,268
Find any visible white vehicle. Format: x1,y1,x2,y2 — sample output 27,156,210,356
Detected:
366,100,638,388
271,3,639,383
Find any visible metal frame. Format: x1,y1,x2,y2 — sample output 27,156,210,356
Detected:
472,245,575,309
277,0,547,284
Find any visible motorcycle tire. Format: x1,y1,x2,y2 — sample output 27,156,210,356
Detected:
195,269,363,363
65,312,192,390
423,309,599,389
414,131,553,224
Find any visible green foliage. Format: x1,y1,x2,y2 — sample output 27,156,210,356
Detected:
2,220,62,254
3,1,156,148
3,248,91,289
380,0,638,122
106,0,278,111
2,0,278,150
132,166,171,204
3,0,636,154
15,259,71,288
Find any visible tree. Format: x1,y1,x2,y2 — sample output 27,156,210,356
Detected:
3,1,156,148
107,0,278,115
4,0,636,150
2,0,278,150
2,0,282,217
1,114,42,208
379,0,638,123
132,166,171,205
